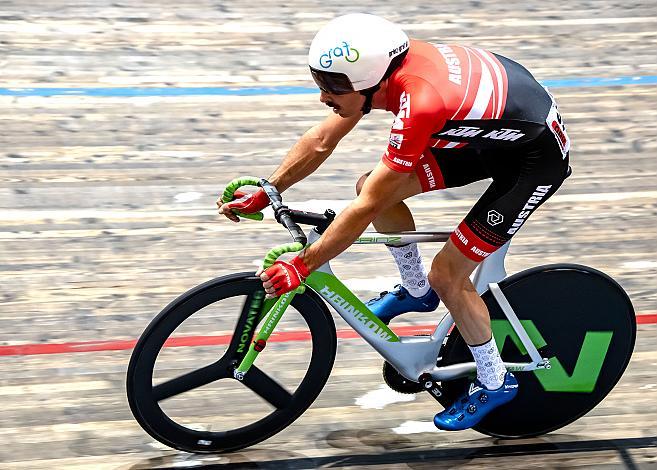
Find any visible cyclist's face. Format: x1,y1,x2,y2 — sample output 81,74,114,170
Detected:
319,90,365,117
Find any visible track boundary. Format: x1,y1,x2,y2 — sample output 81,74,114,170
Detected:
1,314,655,357
1,75,656,97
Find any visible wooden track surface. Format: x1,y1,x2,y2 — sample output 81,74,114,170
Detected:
1,1,656,468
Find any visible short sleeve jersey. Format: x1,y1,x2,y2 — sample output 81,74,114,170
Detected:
382,40,555,173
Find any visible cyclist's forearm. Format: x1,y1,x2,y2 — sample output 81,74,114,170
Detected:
269,130,333,192
301,198,376,271
300,162,413,272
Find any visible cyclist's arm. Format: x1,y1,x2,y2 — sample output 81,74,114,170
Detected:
300,160,417,271
269,112,361,192
300,82,442,271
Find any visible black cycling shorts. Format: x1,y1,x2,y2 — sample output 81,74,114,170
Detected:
416,128,570,262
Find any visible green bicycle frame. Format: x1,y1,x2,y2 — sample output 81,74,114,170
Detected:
234,227,550,384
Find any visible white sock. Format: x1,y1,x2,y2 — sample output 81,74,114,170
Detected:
387,243,430,297
468,335,507,390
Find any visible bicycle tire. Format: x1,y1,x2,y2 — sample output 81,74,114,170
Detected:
127,272,337,453
440,264,636,438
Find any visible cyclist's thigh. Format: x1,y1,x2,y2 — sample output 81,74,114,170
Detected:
450,130,570,262
414,146,490,192
359,165,424,201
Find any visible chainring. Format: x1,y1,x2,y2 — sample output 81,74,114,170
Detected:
382,361,424,394
382,333,434,394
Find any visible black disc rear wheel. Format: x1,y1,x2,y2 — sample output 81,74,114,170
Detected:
127,272,337,453
440,264,636,438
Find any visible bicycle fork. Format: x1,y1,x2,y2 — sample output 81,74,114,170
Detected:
233,242,306,380
233,288,302,380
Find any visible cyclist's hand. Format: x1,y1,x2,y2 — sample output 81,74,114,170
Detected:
217,188,269,222
259,256,310,298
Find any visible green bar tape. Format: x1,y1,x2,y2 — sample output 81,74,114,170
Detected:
233,211,264,221
261,242,305,270
221,176,260,202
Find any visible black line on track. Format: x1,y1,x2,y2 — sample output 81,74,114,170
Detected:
617,446,639,470
143,435,657,469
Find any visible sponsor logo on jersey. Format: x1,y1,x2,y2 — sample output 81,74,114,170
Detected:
392,91,411,132
454,227,468,246
389,133,404,149
439,125,483,138
471,246,491,258
392,156,412,167
388,41,409,58
436,44,462,85
487,210,504,226
438,126,525,142
546,102,570,158
454,226,492,258
507,185,553,234
422,163,436,189
482,128,525,141
551,121,567,148
398,91,411,118
319,41,360,68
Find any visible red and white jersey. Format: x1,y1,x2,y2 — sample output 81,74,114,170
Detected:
382,40,556,173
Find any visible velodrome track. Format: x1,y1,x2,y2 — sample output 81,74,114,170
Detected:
1,1,656,468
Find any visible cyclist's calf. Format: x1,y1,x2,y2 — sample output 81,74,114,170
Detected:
427,242,492,345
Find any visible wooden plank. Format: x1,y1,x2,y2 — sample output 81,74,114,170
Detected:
1,0,657,467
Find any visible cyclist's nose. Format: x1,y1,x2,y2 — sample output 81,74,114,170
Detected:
319,90,331,103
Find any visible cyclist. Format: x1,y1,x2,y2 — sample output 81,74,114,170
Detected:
218,13,570,431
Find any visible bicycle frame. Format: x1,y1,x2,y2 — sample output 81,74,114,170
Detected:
237,228,551,383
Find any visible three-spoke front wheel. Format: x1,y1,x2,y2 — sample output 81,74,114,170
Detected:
127,272,337,453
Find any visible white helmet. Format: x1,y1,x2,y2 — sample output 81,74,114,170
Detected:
308,14,409,95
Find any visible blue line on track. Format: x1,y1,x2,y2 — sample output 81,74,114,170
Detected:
1,75,655,97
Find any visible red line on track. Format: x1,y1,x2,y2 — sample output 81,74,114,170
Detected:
1,315,655,357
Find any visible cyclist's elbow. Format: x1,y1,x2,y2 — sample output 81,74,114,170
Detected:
315,141,336,158
306,126,337,157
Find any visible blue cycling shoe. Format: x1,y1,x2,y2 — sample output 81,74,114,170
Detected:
434,372,518,431
366,284,439,324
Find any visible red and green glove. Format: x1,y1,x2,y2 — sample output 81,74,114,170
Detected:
224,189,270,215
260,256,311,297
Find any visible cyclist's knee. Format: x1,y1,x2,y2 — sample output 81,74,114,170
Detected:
428,267,458,300
428,257,473,301
356,171,371,195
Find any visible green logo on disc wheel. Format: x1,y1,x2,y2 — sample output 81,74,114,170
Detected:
491,320,613,393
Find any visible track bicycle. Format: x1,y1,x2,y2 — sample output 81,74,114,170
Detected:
127,176,636,453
